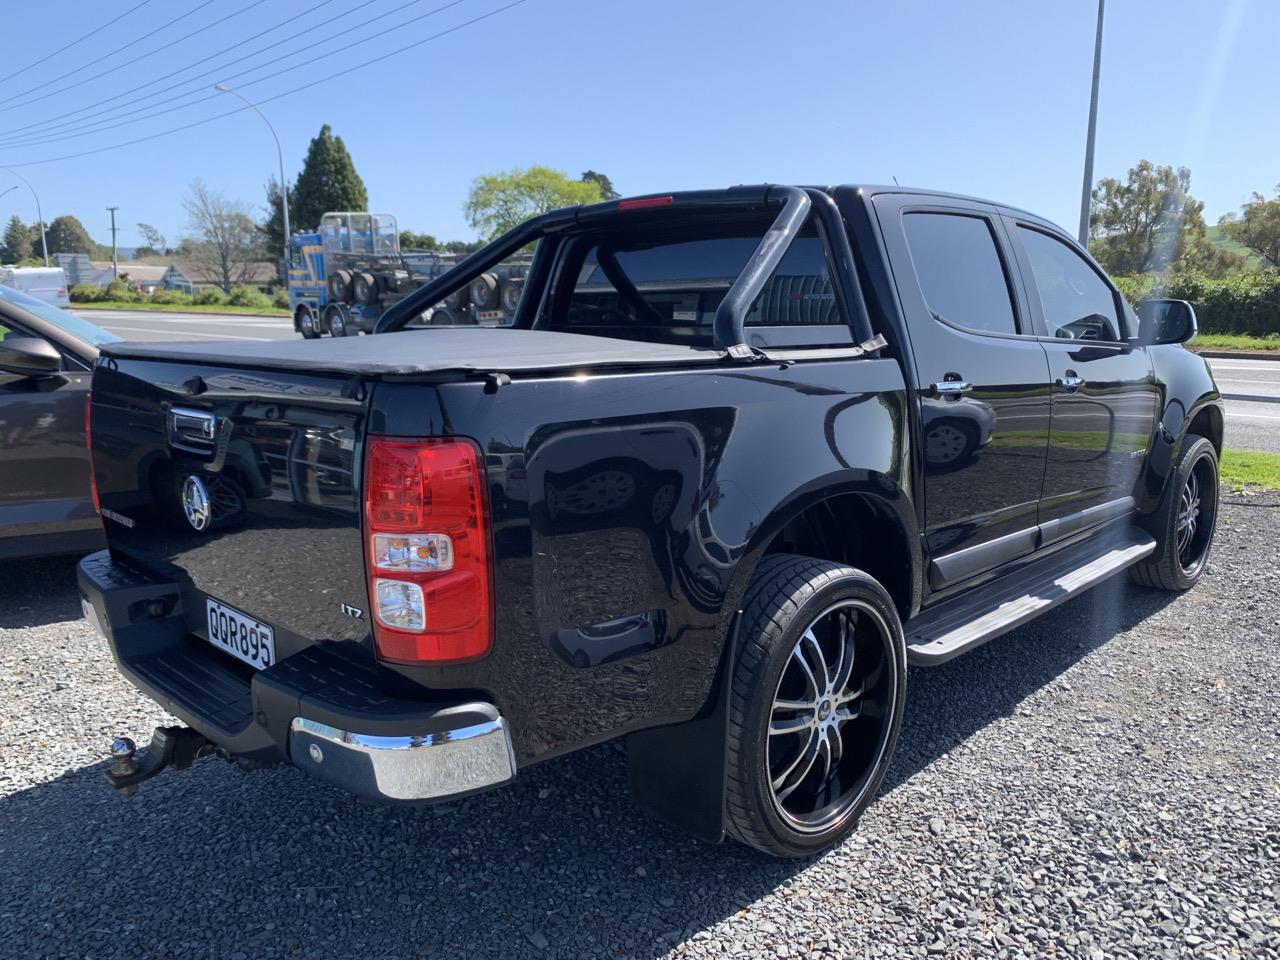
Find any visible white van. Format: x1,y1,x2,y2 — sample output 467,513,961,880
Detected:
0,266,71,308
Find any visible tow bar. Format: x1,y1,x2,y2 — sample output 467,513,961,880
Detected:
104,726,215,797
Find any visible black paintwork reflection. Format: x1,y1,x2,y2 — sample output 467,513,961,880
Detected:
371,359,913,763
914,344,1052,561
90,360,369,652
1038,343,1158,523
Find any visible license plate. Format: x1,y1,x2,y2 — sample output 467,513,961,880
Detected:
205,597,275,670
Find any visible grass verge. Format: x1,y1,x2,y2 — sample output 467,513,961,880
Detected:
1191,333,1280,352
72,301,290,318
1220,449,1280,491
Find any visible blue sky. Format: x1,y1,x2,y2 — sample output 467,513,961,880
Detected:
0,0,1273,251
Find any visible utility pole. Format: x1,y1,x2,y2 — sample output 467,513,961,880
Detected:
107,206,119,278
1077,0,1105,246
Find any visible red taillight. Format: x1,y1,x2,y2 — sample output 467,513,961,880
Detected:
363,437,492,665
617,195,673,211
85,392,101,516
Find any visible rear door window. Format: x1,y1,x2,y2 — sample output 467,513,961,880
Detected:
1017,226,1122,342
902,212,1019,336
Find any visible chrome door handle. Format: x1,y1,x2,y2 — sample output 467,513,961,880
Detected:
932,380,973,398
1056,375,1086,391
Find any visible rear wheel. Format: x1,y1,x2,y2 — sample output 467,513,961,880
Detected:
327,270,352,302
725,555,906,858
470,273,500,310
352,272,378,306
1131,434,1219,591
323,303,349,338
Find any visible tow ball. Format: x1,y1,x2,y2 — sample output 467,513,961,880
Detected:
104,726,215,797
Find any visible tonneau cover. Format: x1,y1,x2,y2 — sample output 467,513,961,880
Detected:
99,328,727,379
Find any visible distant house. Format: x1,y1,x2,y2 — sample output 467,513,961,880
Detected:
53,252,274,294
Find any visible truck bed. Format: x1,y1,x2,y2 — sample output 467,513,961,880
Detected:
99,328,727,380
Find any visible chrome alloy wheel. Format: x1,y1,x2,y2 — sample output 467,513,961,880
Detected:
1177,454,1216,577
766,599,895,833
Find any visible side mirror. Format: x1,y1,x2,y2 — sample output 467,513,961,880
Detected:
1137,298,1197,346
0,336,62,377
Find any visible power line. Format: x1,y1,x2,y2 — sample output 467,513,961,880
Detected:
0,0,529,169
0,0,344,141
0,1,236,111
0,0,153,87
0,0,467,150
0,0,434,149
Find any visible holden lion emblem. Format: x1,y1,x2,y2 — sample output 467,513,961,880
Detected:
182,475,212,531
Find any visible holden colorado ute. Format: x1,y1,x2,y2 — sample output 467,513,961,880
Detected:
80,185,1222,857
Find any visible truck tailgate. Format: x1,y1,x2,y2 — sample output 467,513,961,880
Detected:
89,357,372,654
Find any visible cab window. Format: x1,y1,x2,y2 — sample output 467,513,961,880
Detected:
1017,226,1123,342
902,212,1019,336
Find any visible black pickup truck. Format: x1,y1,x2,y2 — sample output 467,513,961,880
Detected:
81,185,1222,858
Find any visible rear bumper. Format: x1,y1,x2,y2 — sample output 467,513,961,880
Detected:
78,550,516,803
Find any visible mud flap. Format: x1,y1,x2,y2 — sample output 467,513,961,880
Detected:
625,612,740,844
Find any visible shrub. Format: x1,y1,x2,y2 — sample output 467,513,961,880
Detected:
226,285,272,309
272,287,290,309
69,283,104,303
150,288,192,305
102,278,141,302
1113,269,1280,337
192,288,228,306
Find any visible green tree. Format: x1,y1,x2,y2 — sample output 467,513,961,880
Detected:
2,214,32,263
290,124,368,232
260,175,298,253
580,169,620,200
464,165,604,240
441,239,483,255
399,230,438,250
1219,185,1280,268
34,214,94,258
1087,161,1237,275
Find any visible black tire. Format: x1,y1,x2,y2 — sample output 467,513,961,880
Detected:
428,306,457,326
470,273,500,310
1130,434,1219,591
725,554,906,858
296,305,319,339
323,304,348,338
328,270,352,302
353,272,379,306
500,280,522,312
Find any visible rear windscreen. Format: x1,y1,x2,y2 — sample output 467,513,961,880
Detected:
548,217,850,347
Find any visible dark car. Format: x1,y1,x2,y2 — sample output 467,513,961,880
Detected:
81,185,1221,858
0,283,115,559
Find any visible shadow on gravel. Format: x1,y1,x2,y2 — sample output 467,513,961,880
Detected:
0,577,1179,959
0,555,83,629
884,574,1180,794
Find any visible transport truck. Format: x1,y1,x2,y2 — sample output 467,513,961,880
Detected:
81,184,1222,857
286,212,531,338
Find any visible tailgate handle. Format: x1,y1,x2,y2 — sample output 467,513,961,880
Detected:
169,406,218,453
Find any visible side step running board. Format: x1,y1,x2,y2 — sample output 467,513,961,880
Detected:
905,528,1156,666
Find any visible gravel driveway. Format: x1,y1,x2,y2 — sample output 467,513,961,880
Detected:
1,495,1277,959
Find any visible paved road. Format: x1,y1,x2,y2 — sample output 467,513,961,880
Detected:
1206,357,1280,453
74,311,1280,451
78,308,297,342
